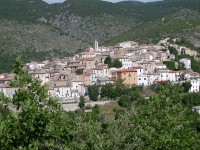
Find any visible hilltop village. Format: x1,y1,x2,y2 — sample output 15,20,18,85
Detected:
0,38,199,106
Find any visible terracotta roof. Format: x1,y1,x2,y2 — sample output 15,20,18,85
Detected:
157,80,169,83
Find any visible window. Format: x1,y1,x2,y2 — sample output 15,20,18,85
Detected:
144,78,146,80
139,78,141,80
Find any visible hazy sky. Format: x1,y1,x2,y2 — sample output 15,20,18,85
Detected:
42,0,161,4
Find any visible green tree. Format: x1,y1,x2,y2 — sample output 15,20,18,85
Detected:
108,59,122,68
118,95,131,107
104,56,112,64
125,83,200,149
75,68,84,75
100,83,114,99
178,62,186,70
163,61,176,70
112,59,122,68
88,84,99,101
168,46,178,56
182,82,192,93
0,56,75,149
182,92,200,107
79,96,85,109
114,79,127,98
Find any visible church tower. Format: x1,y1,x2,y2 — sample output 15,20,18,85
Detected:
94,40,98,51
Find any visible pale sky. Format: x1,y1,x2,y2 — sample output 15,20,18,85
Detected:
42,0,162,4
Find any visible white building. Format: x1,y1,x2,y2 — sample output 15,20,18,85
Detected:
30,70,50,85
155,63,167,70
189,79,200,93
96,47,110,52
96,77,114,86
192,106,200,114
132,66,144,76
0,85,18,98
118,41,138,48
78,84,87,96
54,86,72,98
157,70,170,82
72,80,83,90
27,61,46,70
79,51,96,58
126,48,147,56
119,57,132,69
147,73,160,85
179,58,191,69
168,71,177,82
92,68,103,83
138,74,148,86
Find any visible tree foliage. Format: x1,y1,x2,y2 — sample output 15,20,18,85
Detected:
182,92,200,107
79,96,85,109
100,83,115,99
104,56,112,65
178,62,186,70
88,84,99,101
110,59,122,68
182,82,192,93
164,61,176,70
75,68,84,75
106,58,122,68
0,56,75,149
168,46,178,56
127,83,200,149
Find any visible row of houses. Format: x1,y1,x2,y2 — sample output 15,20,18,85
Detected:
0,39,199,100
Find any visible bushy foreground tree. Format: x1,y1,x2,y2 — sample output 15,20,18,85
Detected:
126,83,200,149
0,57,75,149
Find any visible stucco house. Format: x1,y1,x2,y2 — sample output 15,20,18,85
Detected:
116,68,138,85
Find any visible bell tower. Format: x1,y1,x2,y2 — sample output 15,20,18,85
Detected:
94,40,98,50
